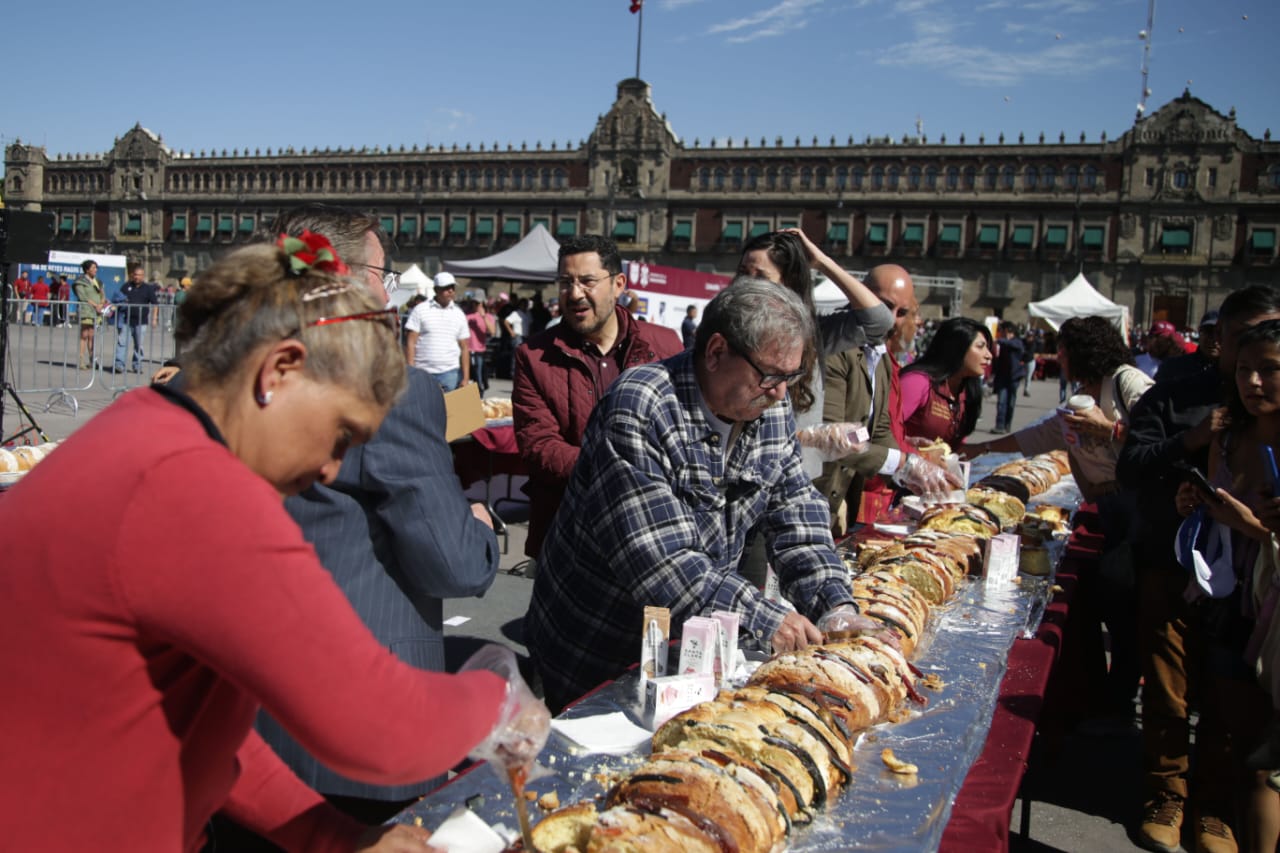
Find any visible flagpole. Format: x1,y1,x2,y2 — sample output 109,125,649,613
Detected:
635,3,643,79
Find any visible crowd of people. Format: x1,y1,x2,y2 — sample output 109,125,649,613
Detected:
6,210,1280,853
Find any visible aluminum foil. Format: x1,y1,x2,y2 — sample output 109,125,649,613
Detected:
398,453,1081,851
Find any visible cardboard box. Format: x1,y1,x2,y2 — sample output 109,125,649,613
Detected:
443,383,485,442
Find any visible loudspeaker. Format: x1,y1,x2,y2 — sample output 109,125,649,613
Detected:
0,209,56,264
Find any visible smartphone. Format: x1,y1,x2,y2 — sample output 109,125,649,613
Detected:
1264,446,1280,498
1183,466,1225,504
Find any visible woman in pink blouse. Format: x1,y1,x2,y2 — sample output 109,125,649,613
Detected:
899,317,993,447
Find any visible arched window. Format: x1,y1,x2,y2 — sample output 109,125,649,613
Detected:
1083,165,1098,189
835,166,848,189
946,166,959,190
747,167,760,190
525,168,536,188
799,167,812,189
1270,165,1280,189
963,166,976,190
496,168,507,190
698,167,710,191
354,172,363,190
851,167,864,189
484,169,495,190
780,166,793,190
470,168,481,190
1041,166,1056,189
305,172,314,191
1001,166,1015,189
815,166,827,189
1024,166,1038,189
732,167,744,191
984,166,998,190
541,168,552,190
1064,165,1079,188
887,166,900,190
553,168,567,189
871,166,884,190
908,166,921,190
1173,169,1190,189
714,167,726,190
925,166,938,190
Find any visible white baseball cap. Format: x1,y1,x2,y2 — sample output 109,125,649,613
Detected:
433,271,457,290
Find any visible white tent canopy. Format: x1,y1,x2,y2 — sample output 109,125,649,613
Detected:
1028,273,1130,335
442,224,560,282
399,263,430,294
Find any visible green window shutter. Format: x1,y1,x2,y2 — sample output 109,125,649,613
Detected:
379,216,396,235
1161,228,1191,248
613,219,637,240
722,222,743,241
531,217,551,232
171,215,187,233
77,214,92,233
503,219,522,236
400,216,418,235
476,217,495,236
672,221,692,240
449,217,468,235
903,223,924,244
59,215,74,233
1011,225,1034,247
1045,226,1068,247
978,225,1000,246
779,220,798,230
196,215,213,234
424,216,442,235
749,223,770,239
1252,229,1276,251
556,219,577,237
826,222,849,241
1081,226,1104,248
939,224,962,245
124,214,142,235
867,223,888,244
217,215,234,234
239,216,255,234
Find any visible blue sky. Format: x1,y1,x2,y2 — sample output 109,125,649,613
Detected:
3,0,1276,166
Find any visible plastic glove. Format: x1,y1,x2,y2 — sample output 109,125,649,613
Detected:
816,604,903,647
894,453,961,502
460,645,551,773
795,422,870,461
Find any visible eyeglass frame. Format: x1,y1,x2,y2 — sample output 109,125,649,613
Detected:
555,272,619,292
726,340,806,389
361,263,401,297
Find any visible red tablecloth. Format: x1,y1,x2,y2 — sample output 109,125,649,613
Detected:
451,424,526,489
939,511,1105,851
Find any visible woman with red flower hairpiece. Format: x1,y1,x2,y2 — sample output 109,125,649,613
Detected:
0,236,549,853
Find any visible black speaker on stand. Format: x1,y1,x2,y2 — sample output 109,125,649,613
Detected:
0,208,57,444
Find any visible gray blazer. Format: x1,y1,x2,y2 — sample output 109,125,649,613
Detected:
256,369,500,799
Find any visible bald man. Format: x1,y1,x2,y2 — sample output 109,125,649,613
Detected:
814,265,928,532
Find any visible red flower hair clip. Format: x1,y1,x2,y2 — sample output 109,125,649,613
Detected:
276,230,351,276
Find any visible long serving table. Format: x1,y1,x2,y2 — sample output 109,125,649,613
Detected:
393,454,1092,850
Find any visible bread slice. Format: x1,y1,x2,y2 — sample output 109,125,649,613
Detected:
531,801,599,853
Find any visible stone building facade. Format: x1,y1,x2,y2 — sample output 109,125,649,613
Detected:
5,79,1278,327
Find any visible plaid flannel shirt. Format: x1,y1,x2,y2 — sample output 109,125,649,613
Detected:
525,350,853,702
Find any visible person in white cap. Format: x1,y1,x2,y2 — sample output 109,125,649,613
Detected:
404,271,470,390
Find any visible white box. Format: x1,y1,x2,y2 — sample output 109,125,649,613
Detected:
642,674,718,729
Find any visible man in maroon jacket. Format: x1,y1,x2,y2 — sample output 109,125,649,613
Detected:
514,235,682,569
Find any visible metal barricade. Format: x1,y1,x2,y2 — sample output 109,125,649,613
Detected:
5,299,179,414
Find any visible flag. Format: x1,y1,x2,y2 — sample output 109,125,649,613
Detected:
630,0,642,12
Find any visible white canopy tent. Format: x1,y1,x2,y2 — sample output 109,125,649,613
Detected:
396,263,431,305
442,224,560,282
1028,273,1130,336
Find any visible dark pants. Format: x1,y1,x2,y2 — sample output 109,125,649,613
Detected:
994,382,1019,430
470,351,488,393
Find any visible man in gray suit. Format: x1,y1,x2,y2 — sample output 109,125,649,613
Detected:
255,206,501,824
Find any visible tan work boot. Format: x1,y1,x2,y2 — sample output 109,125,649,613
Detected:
1195,815,1237,853
1137,791,1184,853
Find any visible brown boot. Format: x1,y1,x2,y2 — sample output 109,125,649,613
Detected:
1195,814,1237,853
1137,791,1184,853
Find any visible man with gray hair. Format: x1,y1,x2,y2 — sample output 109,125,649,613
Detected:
525,278,858,711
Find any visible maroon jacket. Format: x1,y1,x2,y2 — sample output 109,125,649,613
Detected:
513,308,683,558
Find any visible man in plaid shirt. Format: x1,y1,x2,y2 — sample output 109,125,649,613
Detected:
526,278,856,711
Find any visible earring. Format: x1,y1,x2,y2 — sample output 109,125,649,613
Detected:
256,390,273,406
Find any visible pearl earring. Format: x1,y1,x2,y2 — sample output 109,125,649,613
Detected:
256,390,273,406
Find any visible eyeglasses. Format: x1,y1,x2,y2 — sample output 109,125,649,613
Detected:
304,307,400,334
362,264,401,297
728,341,806,389
556,273,614,292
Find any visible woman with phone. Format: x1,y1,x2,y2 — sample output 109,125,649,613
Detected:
1176,318,1280,851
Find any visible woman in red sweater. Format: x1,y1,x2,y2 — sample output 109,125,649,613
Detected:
0,236,546,853
899,317,994,447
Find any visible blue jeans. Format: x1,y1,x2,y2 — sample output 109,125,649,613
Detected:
431,368,461,392
470,352,487,393
114,323,145,371
994,384,1018,430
